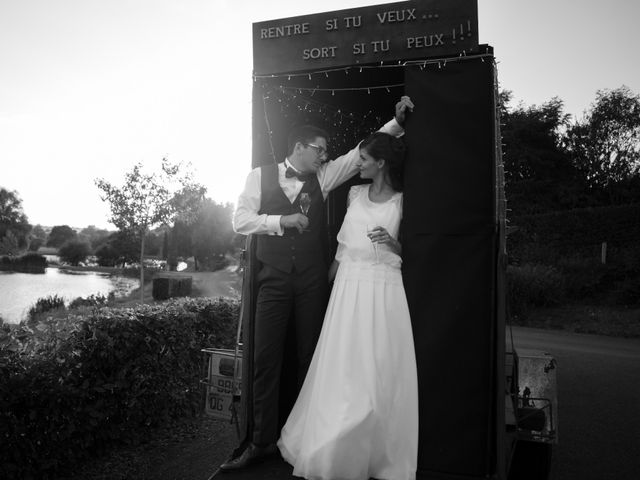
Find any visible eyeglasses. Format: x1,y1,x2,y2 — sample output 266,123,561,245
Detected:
305,143,327,158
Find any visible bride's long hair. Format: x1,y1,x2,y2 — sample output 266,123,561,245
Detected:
360,132,406,192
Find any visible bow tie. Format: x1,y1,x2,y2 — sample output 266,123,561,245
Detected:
285,166,312,182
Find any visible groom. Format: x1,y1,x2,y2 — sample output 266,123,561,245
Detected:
222,96,414,471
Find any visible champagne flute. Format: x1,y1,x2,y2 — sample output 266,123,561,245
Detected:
300,193,311,231
366,223,380,264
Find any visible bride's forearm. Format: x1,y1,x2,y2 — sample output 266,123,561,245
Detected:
389,237,402,255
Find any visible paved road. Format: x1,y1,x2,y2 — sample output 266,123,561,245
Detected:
511,326,640,480
207,326,640,480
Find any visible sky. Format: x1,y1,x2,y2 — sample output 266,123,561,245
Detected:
1,0,639,230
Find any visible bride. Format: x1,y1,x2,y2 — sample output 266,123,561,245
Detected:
278,121,419,480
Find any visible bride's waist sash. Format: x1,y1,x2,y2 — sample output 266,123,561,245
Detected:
335,260,404,286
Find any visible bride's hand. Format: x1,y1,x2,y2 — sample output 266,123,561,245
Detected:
367,226,391,244
368,227,401,254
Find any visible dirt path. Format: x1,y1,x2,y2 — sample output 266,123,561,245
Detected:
127,265,243,304
71,416,239,480
188,267,243,299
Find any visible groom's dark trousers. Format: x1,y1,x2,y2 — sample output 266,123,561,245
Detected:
252,164,328,446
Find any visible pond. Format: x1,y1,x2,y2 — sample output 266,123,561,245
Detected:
0,268,139,324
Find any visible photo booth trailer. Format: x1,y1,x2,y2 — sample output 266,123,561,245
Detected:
206,1,557,479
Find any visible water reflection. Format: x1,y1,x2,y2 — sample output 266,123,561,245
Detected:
0,268,139,324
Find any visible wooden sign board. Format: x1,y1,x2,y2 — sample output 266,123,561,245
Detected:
253,0,478,75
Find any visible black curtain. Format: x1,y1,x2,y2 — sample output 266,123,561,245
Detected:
402,58,500,478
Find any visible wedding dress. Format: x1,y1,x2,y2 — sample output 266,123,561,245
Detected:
278,184,418,480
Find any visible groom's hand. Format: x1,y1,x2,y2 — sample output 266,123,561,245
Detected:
281,213,309,233
395,95,414,126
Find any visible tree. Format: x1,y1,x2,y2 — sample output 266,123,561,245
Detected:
93,230,139,267
107,230,140,267
58,240,91,266
566,85,640,192
0,188,31,253
95,159,205,301
162,230,169,260
31,224,47,241
0,231,20,255
47,225,77,248
191,199,235,271
29,224,47,251
95,243,119,267
28,237,44,252
500,92,584,214
169,219,194,268
502,94,573,181
79,225,111,250
144,229,163,257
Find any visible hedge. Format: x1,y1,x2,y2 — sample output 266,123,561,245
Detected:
506,257,640,319
508,203,640,264
0,297,239,480
506,264,565,317
0,253,47,273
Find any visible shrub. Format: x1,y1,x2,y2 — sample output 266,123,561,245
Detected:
553,247,640,305
555,257,610,301
0,297,239,480
610,277,640,305
27,294,66,320
68,293,114,310
507,263,564,318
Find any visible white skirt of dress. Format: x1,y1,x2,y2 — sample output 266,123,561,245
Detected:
278,261,419,480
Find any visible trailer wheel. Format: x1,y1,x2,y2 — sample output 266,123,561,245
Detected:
508,440,552,480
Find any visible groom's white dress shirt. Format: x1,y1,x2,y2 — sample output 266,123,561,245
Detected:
233,118,404,237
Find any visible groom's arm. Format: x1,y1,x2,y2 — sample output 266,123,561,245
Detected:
233,168,283,235
318,96,414,197
317,118,404,198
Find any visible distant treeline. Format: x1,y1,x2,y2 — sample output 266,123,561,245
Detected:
0,253,46,273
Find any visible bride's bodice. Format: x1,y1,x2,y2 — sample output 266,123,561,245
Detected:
335,184,403,267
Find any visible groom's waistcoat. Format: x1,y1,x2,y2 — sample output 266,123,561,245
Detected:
256,163,325,273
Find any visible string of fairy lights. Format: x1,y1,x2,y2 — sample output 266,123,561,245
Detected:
252,50,495,81
259,85,392,164
254,52,497,164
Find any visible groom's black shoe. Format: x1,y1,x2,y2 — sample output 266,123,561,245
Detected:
219,443,278,471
